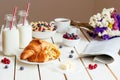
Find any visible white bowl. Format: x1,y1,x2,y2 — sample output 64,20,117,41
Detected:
62,38,80,47
32,31,56,39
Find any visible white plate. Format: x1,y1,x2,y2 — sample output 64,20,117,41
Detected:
16,49,54,65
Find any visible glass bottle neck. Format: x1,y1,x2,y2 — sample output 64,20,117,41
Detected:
18,10,29,26
18,16,29,26
4,14,16,29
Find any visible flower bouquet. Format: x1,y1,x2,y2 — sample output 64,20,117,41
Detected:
88,8,120,40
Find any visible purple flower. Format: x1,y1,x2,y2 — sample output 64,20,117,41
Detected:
89,8,120,40
92,33,98,38
100,19,102,22
113,22,119,30
94,27,101,33
117,15,120,20
94,27,107,33
102,34,110,40
112,11,119,30
117,14,120,30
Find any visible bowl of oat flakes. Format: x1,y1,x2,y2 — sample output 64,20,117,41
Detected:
31,21,57,39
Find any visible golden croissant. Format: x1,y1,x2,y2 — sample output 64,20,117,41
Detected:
20,39,60,62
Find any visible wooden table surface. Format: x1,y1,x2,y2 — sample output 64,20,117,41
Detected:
0,27,120,80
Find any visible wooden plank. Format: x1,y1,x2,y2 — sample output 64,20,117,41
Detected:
0,55,15,80
82,58,115,80
39,60,65,80
106,58,120,80
0,35,15,80
15,59,40,80
38,38,65,80
78,28,116,80
52,33,91,80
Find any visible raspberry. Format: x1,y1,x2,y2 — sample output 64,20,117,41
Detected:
93,64,97,69
1,57,10,64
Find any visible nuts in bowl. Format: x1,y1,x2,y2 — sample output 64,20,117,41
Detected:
62,32,80,47
31,21,57,39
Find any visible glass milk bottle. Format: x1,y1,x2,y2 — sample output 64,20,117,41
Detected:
2,14,19,56
17,10,32,49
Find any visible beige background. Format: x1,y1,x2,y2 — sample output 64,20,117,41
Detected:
0,0,120,27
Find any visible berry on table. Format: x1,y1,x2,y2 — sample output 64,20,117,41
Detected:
20,66,24,70
88,64,94,70
1,57,10,64
88,63,98,70
93,64,97,69
69,54,73,58
4,65,8,69
71,50,74,53
59,45,63,48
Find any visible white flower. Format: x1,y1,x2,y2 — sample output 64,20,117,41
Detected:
89,21,96,27
99,23,104,27
106,29,113,37
101,18,108,27
96,13,102,20
109,8,115,13
109,18,114,24
112,30,120,36
102,9,111,18
106,29,120,37
89,8,120,39
96,22,102,27
101,30,108,36
98,32,102,36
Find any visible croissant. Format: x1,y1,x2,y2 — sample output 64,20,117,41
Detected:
20,38,60,62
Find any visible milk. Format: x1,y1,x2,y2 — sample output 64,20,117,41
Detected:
17,24,32,48
2,27,19,56
17,10,32,48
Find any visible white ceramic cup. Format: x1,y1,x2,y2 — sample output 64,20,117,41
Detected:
50,18,71,33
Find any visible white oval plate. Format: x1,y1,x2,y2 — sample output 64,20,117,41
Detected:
16,49,54,65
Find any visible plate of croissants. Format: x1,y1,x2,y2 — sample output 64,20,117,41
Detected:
16,38,61,64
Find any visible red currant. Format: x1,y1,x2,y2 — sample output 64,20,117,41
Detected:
88,63,98,70
93,64,97,69
88,64,94,70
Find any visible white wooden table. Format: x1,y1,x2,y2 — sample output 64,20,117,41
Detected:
0,28,120,80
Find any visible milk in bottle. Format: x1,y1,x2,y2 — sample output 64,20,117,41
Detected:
2,14,19,56
17,10,32,49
